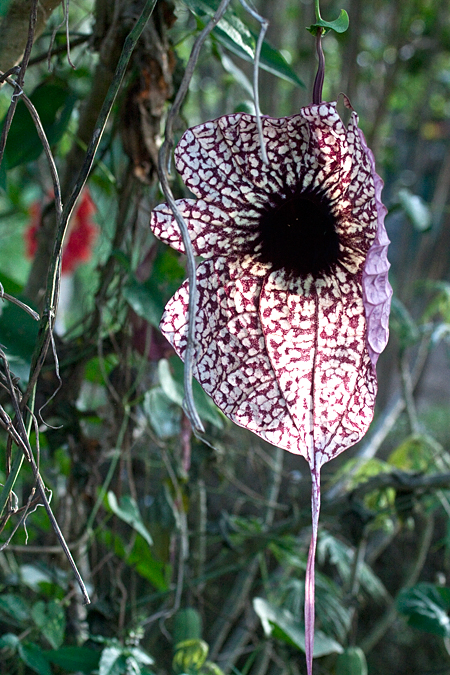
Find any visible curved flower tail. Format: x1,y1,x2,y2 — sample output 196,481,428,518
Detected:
305,467,321,675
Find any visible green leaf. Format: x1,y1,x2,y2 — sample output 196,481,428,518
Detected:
0,298,39,381
185,0,304,87
99,645,127,675
127,534,169,590
107,492,153,546
336,647,368,675
0,632,20,650
31,600,65,649
124,247,186,328
185,0,254,55
124,277,164,328
0,0,12,17
398,188,431,232
0,271,23,296
20,564,54,591
0,593,30,626
3,81,77,169
388,434,440,473
390,297,420,348
397,583,450,637
307,9,349,35
18,643,52,675
44,646,101,673
129,646,154,666
253,598,343,657
421,281,450,323
143,387,181,438
317,531,389,602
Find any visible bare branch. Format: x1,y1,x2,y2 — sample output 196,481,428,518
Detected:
158,0,234,434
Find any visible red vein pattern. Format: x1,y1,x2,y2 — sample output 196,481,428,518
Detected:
151,103,391,467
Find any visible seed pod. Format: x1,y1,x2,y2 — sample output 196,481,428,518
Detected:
173,608,203,645
172,638,209,674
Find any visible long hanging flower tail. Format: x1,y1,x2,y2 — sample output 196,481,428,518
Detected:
305,465,321,675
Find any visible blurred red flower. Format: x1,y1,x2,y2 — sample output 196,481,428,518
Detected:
25,190,98,274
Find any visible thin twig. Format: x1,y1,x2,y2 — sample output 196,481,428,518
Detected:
0,352,90,603
0,77,63,221
24,0,159,412
158,0,233,434
2,356,89,599
0,285,39,321
238,0,269,163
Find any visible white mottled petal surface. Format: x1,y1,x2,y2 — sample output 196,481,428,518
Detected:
151,199,257,258
151,102,392,464
160,258,302,454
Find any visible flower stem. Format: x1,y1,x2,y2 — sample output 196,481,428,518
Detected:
314,0,322,21
305,466,321,675
312,28,325,105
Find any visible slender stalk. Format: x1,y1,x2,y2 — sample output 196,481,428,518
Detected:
158,0,233,434
25,0,159,410
312,29,325,105
314,0,322,21
238,0,269,164
305,467,321,675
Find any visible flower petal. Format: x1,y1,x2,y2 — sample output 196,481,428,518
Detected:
259,268,377,469
174,105,353,213
151,199,257,257
160,257,304,454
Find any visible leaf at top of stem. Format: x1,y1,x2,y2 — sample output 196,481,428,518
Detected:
307,9,349,36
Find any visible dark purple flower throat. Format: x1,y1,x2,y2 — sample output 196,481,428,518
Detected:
253,188,341,278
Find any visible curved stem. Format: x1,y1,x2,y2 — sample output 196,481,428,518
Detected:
158,0,233,434
314,0,322,21
312,29,325,105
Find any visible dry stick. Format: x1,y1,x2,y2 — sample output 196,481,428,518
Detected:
28,0,159,397
0,0,159,602
238,0,269,163
0,353,91,604
158,0,233,434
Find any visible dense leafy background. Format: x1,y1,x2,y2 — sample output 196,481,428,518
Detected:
1,1,450,674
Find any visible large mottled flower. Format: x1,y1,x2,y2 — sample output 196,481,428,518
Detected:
150,101,391,670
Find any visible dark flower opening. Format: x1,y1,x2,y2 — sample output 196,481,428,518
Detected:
252,188,342,278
